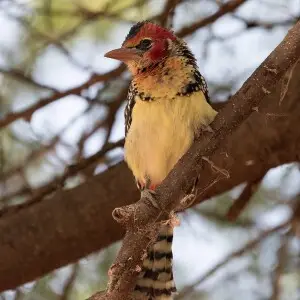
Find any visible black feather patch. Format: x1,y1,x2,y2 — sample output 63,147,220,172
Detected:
143,268,173,280
123,21,146,43
174,43,211,102
147,250,173,260
134,285,176,296
124,84,137,136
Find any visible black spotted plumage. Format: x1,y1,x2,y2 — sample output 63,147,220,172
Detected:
124,42,210,138
134,285,176,297
175,41,211,102
119,22,216,300
124,84,137,137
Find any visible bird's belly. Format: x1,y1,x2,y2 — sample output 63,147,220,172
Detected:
124,101,194,186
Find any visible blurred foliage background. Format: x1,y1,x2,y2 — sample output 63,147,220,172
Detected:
0,0,300,299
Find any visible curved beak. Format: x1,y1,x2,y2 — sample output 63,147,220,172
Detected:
104,47,140,62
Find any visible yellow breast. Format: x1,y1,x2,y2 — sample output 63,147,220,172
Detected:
124,91,217,186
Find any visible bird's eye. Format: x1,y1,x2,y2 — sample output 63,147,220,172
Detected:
136,39,152,50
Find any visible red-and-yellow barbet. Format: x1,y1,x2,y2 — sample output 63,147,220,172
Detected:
105,21,217,299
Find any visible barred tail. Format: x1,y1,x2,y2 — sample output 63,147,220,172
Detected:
133,224,176,300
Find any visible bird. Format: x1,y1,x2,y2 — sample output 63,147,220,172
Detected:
104,21,217,300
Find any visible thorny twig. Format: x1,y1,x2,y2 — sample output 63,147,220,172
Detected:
176,219,291,299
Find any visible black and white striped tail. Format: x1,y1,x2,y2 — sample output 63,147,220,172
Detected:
133,224,176,300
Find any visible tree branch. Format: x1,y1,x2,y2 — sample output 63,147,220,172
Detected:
0,65,126,128
226,177,261,221
0,139,124,217
0,19,299,298
88,20,300,300
0,0,247,129
0,67,58,91
176,219,291,300
177,0,248,38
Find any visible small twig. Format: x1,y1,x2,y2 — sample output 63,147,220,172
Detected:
0,64,126,128
271,230,289,300
175,219,291,300
0,67,58,91
0,0,246,130
291,197,300,237
60,264,80,300
202,156,230,178
227,177,261,221
232,14,299,30
0,139,124,217
158,0,182,28
0,81,120,184
192,207,256,228
13,289,23,300
177,0,248,38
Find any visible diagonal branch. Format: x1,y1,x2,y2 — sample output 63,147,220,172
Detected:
87,21,300,300
0,65,125,128
177,0,248,38
0,67,58,91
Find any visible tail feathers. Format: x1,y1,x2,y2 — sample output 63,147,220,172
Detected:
133,225,176,300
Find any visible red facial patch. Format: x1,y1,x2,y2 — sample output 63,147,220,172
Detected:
148,39,168,61
137,23,176,41
127,23,175,62
124,22,176,47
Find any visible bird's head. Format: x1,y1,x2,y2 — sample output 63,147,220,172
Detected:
104,22,177,75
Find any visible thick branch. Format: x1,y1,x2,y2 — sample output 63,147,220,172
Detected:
91,21,300,300
0,21,299,294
